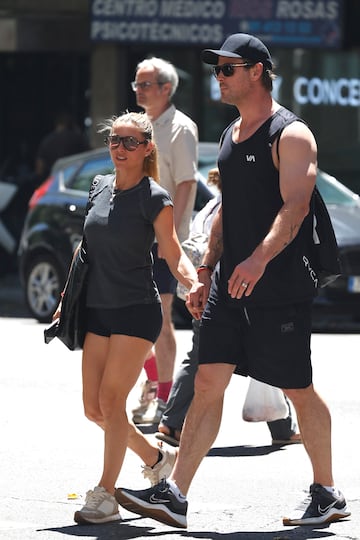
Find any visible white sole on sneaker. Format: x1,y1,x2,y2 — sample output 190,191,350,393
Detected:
74,510,121,524
283,506,351,526
116,489,187,529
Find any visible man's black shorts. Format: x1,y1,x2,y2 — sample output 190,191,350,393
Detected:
198,298,313,389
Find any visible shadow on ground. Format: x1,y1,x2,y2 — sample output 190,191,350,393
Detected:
207,444,285,457
40,517,340,540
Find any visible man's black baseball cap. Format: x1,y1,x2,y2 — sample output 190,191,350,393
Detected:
201,33,273,70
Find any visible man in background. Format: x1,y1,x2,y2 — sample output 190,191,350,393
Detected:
131,57,199,425
36,111,89,181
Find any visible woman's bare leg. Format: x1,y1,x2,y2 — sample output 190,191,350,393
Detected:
82,332,154,494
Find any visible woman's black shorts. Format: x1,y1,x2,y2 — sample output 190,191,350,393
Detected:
86,303,163,343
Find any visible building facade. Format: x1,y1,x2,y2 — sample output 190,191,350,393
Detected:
0,0,359,190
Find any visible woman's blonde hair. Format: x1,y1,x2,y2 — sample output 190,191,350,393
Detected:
98,111,159,182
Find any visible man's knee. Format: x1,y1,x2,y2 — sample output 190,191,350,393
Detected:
194,364,231,399
283,384,313,408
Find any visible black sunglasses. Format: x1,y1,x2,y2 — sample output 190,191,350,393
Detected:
212,63,254,78
104,135,148,151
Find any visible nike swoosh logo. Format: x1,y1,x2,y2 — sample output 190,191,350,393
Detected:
149,494,170,504
318,501,337,514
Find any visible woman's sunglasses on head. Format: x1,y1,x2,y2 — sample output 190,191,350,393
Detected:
104,135,148,151
212,62,254,78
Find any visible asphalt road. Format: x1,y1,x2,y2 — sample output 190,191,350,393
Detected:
0,272,31,318
0,272,359,539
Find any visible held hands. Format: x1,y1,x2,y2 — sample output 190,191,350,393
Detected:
185,270,212,320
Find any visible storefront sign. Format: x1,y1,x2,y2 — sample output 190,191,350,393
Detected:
294,76,360,106
90,0,343,49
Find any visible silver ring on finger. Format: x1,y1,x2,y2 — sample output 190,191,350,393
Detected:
241,281,248,288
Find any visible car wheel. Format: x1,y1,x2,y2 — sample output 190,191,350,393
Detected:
25,254,65,323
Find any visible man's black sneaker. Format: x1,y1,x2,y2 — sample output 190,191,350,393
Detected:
115,479,187,529
283,483,351,526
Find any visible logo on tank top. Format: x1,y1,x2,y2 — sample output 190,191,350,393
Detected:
246,155,256,162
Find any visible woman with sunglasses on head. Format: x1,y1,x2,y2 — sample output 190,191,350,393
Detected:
55,111,199,525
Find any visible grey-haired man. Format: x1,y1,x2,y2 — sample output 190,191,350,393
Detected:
131,57,199,425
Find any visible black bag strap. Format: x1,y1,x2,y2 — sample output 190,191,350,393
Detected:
85,174,110,215
275,118,341,286
82,174,111,247
310,187,341,286
219,107,302,154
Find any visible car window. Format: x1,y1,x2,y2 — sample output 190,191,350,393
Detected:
61,164,79,184
67,156,114,193
317,171,359,207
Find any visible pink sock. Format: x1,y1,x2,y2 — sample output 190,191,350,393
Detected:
144,353,158,382
157,381,172,402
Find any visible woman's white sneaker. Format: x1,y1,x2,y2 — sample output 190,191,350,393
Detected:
74,486,121,524
142,444,177,486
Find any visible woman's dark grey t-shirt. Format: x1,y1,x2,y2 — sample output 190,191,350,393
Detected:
83,174,173,308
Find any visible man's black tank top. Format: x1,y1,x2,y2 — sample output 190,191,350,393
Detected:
216,106,317,307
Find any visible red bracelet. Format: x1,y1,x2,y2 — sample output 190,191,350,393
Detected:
196,265,214,275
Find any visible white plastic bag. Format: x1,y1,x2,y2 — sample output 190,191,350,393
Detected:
242,378,288,422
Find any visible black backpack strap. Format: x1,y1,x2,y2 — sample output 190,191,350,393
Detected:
272,109,308,162
269,109,340,286
310,187,341,286
220,108,303,160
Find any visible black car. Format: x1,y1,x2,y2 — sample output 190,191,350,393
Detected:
18,144,218,323
18,144,360,326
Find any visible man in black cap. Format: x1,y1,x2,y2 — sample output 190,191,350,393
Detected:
115,33,350,529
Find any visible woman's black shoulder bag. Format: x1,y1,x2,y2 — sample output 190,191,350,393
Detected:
43,175,111,350
44,241,89,351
